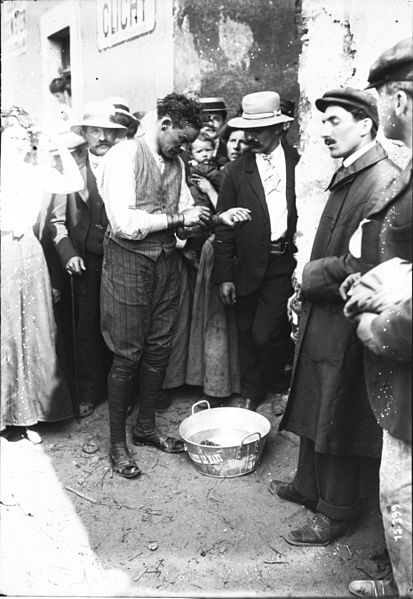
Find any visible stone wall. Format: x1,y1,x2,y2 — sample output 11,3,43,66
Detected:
295,0,412,274
173,0,301,142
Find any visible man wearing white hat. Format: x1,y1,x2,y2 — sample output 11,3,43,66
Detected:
49,101,126,418
213,90,298,412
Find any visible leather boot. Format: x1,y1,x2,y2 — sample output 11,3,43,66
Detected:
132,365,184,453
108,371,140,478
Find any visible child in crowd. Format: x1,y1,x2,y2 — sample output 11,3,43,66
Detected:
183,132,224,268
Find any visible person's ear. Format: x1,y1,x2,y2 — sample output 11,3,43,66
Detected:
395,90,409,117
160,117,172,131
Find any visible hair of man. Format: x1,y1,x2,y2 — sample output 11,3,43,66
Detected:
156,92,203,131
346,106,378,138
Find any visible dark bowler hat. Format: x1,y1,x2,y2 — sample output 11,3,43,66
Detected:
199,97,227,113
366,38,413,89
315,87,379,128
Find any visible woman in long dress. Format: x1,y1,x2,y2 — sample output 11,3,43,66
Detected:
1,106,84,443
185,127,251,398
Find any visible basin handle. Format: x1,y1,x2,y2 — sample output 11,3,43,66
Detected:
191,399,211,415
240,432,261,446
236,432,262,460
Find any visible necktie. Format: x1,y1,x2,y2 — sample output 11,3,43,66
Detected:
262,154,281,195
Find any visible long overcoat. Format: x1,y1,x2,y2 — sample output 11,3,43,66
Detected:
279,144,400,458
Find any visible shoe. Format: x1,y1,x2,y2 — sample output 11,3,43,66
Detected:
268,480,317,511
109,443,141,479
132,428,185,453
78,402,95,418
24,427,43,444
285,512,356,546
269,393,287,416
348,579,398,598
232,397,258,411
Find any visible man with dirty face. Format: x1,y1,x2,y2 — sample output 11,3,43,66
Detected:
275,88,400,547
98,93,212,479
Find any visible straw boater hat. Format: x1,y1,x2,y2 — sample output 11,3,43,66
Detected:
71,101,127,136
199,97,227,113
106,96,138,121
228,91,294,129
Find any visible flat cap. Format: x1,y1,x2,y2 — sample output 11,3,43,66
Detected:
366,38,413,89
315,87,379,127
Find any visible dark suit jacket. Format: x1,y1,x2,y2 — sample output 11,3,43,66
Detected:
48,158,105,295
212,144,298,296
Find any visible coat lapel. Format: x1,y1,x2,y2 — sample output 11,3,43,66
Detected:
244,151,270,219
327,143,388,192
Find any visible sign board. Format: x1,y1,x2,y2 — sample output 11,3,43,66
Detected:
2,0,28,58
97,0,156,50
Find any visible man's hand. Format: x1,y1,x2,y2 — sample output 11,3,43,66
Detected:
51,288,62,303
355,312,377,353
339,272,361,301
218,282,237,306
218,208,252,227
65,256,86,275
182,206,211,227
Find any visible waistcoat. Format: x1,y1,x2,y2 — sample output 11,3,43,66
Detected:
84,159,108,255
108,137,182,258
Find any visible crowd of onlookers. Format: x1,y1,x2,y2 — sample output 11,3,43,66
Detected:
1,37,411,599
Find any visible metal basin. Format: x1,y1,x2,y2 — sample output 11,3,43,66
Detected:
179,400,271,478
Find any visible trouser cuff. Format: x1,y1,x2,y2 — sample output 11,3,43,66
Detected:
318,497,361,522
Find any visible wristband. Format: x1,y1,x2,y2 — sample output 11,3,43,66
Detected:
167,213,185,230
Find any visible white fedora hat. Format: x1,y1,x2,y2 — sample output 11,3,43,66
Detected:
71,101,127,135
228,91,293,129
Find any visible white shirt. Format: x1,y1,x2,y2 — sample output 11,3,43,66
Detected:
342,140,377,168
98,138,194,240
255,143,288,241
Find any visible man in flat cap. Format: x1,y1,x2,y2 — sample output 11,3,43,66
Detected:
343,38,412,599
213,90,299,412
49,101,126,418
272,87,400,546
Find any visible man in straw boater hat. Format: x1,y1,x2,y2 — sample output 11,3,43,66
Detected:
340,38,412,599
272,87,400,547
49,101,127,419
199,96,229,164
213,90,299,412
97,92,251,479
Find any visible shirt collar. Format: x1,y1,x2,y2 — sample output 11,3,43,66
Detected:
88,150,104,176
342,140,376,168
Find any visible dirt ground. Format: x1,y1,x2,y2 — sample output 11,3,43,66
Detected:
1,386,391,598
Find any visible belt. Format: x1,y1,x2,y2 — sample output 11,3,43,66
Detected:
269,237,288,255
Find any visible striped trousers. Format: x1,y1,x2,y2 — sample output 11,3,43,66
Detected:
101,238,181,376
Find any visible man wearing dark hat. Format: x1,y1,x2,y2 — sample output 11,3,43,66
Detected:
342,38,412,599
272,87,400,546
49,101,126,418
213,90,299,412
199,97,228,164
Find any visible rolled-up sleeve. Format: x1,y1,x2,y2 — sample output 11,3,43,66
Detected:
98,140,168,240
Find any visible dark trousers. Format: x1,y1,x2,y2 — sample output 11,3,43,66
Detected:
75,252,111,403
235,253,294,401
292,437,362,521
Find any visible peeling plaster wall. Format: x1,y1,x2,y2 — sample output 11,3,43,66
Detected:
295,0,412,274
173,0,301,140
